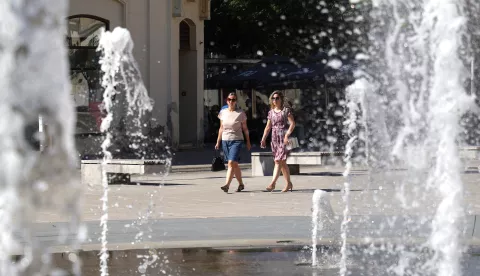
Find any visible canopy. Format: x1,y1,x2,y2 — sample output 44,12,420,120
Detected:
206,56,356,90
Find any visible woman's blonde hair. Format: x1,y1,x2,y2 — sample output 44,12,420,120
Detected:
268,90,284,109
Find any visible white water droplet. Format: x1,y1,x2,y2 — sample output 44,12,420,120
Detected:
34,181,49,192
138,265,147,274
328,59,343,69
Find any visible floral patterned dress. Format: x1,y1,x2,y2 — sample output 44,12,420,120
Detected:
268,108,291,161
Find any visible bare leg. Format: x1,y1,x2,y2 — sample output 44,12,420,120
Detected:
280,160,293,192
221,160,235,192
232,162,245,192
225,161,236,185
233,162,243,185
280,160,291,184
266,160,281,191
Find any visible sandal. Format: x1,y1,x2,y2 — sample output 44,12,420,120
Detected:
236,184,245,192
220,185,229,193
265,184,276,192
281,182,293,193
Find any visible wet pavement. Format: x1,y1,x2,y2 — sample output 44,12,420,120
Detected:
52,246,480,276
25,165,480,275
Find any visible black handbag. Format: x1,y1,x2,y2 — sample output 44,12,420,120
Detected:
211,151,226,171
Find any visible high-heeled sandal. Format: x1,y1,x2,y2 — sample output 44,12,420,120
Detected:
236,184,245,192
281,182,293,193
265,184,276,192
220,185,229,193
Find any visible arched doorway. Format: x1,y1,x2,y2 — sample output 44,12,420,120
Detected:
179,19,198,145
67,15,109,113
67,15,109,158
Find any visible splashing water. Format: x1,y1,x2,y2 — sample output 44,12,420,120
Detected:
382,1,471,275
0,0,81,275
343,0,475,275
311,190,323,267
421,2,471,275
311,189,336,267
339,80,365,276
97,27,158,275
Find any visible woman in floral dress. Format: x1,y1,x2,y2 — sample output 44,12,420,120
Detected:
260,91,296,192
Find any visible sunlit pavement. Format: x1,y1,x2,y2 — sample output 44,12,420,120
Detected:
31,166,480,251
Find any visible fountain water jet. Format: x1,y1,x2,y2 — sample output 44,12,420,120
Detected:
342,0,475,275
97,26,168,275
421,1,471,274
311,189,336,267
337,76,370,276
0,0,82,275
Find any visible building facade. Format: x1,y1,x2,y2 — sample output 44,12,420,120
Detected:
69,0,210,150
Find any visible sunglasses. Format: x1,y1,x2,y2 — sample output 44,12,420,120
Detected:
227,98,237,102
272,97,280,100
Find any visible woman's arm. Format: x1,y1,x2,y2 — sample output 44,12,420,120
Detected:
284,114,296,142
261,120,272,143
215,121,223,149
241,120,251,150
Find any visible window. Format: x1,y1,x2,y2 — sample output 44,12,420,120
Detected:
180,21,191,50
67,15,109,109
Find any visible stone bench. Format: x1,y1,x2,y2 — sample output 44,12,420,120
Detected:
251,151,344,176
459,146,480,159
459,146,480,172
81,159,168,186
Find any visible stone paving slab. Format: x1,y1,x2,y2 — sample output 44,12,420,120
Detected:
31,215,480,253
171,163,251,173
30,166,480,250
37,166,480,222
81,159,167,165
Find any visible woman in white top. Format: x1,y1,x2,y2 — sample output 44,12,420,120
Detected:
215,92,251,193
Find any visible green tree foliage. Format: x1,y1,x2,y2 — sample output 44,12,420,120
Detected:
205,0,369,59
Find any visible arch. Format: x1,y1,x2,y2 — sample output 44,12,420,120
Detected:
67,15,110,47
178,18,198,145
179,18,196,51
67,15,110,111
69,0,126,27
112,0,128,27
67,14,110,27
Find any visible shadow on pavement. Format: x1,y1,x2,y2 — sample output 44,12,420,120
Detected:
299,171,366,176
128,182,196,186
168,176,229,181
231,188,369,193
172,144,269,166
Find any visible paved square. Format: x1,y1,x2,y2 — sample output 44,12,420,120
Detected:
32,166,480,251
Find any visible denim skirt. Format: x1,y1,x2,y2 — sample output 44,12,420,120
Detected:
222,140,243,162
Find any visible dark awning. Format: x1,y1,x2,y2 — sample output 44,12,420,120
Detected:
206,56,356,90
206,56,309,89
